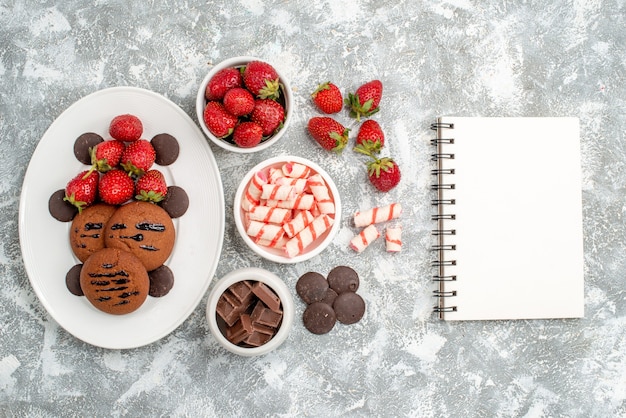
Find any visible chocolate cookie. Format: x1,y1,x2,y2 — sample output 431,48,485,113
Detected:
333,292,365,325
104,201,175,271
74,132,104,165
296,272,328,304
158,185,189,218
148,264,175,297
69,203,117,262
80,248,149,315
151,133,179,166
49,189,78,222
327,265,359,294
303,302,336,335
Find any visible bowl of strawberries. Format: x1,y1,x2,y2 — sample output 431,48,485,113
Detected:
196,56,293,153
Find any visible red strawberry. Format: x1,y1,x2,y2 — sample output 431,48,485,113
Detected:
311,81,343,114
203,101,239,138
307,117,350,152
250,99,285,136
109,114,143,142
120,139,156,177
205,67,243,101
367,157,401,192
135,169,168,202
345,80,383,121
64,170,99,212
90,140,125,172
243,61,281,100
99,169,135,205
354,119,385,155
233,122,264,148
223,87,255,117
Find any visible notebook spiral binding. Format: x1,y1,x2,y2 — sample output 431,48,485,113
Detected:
430,122,457,316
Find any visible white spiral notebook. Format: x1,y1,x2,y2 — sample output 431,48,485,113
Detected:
431,117,584,320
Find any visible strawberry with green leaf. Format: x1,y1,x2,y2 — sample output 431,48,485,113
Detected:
243,61,281,100
135,169,168,203
64,170,99,212
120,139,156,177
90,140,125,173
99,169,135,205
345,80,383,121
366,157,401,192
307,117,350,153
354,119,385,155
311,81,343,114
203,101,239,138
250,99,285,137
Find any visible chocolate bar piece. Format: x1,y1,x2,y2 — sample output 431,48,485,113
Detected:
251,281,281,312
216,288,253,327
250,300,283,328
244,322,276,347
226,314,253,345
228,280,254,303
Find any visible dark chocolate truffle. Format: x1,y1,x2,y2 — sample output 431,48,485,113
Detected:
333,292,365,325
49,189,78,222
303,302,336,335
296,272,328,304
151,133,180,166
74,132,104,165
320,287,338,307
158,185,189,218
327,266,359,294
148,264,175,297
65,264,84,296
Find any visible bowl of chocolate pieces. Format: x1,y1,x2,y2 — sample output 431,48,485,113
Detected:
206,267,294,356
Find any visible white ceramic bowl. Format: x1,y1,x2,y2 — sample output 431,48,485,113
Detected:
206,267,294,356
196,56,293,153
234,156,341,263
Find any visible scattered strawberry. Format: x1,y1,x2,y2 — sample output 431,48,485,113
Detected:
354,119,385,155
205,67,243,101
232,122,264,148
109,114,143,142
243,61,281,100
366,157,401,192
90,140,125,173
307,117,350,152
203,101,239,138
345,80,383,121
135,169,168,203
311,81,343,114
120,139,156,177
99,169,135,205
250,99,285,136
64,170,99,212
223,87,255,117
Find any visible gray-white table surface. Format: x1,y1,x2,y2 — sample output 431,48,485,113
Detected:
1,0,624,416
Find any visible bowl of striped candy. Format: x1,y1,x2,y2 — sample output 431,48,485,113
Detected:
234,156,341,263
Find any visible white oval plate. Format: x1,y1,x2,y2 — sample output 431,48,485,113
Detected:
18,87,225,349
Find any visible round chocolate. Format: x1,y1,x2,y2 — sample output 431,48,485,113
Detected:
327,266,359,294
333,292,365,325
65,264,84,296
320,287,338,307
296,272,328,304
148,264,175,297
303,302,336,335
74,132,104,165
151,133,180,166
159,185,189,218
49,189,78,222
